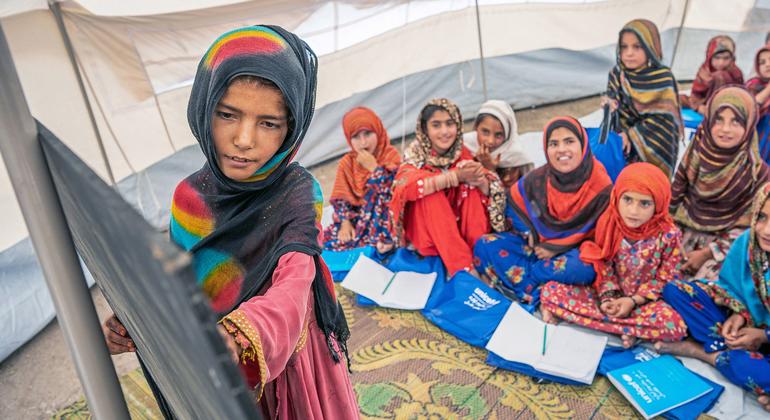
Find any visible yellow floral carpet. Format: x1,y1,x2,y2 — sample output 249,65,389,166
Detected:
54,285,713,419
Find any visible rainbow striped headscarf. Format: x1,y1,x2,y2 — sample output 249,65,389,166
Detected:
172,27,350,362
187,25,317,191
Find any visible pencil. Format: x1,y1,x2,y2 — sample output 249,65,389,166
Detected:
541,324,547,355
382,272,397,294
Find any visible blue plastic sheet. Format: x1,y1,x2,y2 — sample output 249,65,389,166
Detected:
331,246,724,419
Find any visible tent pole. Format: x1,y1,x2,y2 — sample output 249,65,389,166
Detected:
474,0,488,102
0,25,130,420
48,0,116,185
333,1,339,52
401,76,407,154
669,0,690,71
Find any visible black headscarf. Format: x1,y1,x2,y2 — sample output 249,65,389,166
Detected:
172,25,349,363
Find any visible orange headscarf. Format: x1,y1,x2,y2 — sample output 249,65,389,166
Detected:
580,162,674,267
330,107,401,206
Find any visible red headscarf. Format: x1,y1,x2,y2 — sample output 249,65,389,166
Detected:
330,107,401,206
580,162,674,267
690,36,743,108
746,46,770,114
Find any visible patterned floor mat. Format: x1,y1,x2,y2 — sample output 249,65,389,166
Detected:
53,285,714,419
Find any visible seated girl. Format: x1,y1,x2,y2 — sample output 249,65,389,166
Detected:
540,163,687,348
680,35,743,115
660,182,770,413
463,99,533,189
473,116,612,304
746,45,770,116
323,107,401,253
603,19,683,178
670,86,769,281
389,98,506,276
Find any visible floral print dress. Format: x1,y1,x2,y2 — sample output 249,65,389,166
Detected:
323,166,395,250
540,225,688,341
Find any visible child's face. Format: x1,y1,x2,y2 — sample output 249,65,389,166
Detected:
476,116,506,150
546,127,582,174
426,109,458,155
758,51,770,79
350,129,378,154
212,81,289,181
710,51,732,71
755,199,770,252
619,31,648,70
710,107,745,149
618,191,655,228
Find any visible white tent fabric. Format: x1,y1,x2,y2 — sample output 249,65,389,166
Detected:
2,0,770,368
2,0,768,252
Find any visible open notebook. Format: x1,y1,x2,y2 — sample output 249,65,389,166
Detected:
485,303,607,384
340,255,437,310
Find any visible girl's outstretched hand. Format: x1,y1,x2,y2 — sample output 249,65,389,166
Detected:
103,314,135,355
218,324,241,364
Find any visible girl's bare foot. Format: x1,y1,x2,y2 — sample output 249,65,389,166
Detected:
621,334,637,349
471,269,496,288
654,339,719,366
541,307,558,325
757,395,770,412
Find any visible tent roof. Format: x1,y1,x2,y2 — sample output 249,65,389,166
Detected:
1,0,253,18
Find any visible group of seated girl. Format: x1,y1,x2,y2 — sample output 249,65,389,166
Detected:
324,18,770,410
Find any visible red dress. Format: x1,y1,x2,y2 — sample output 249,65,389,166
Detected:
391,147,502,275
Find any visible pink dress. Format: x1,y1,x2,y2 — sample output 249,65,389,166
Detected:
221,252,359,419
540,225,687,341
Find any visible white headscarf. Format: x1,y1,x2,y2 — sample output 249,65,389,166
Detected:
463,100,532,168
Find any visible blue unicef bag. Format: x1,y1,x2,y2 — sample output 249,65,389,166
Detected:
586,106,625,183
598,346,724,420
421,271,511,347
